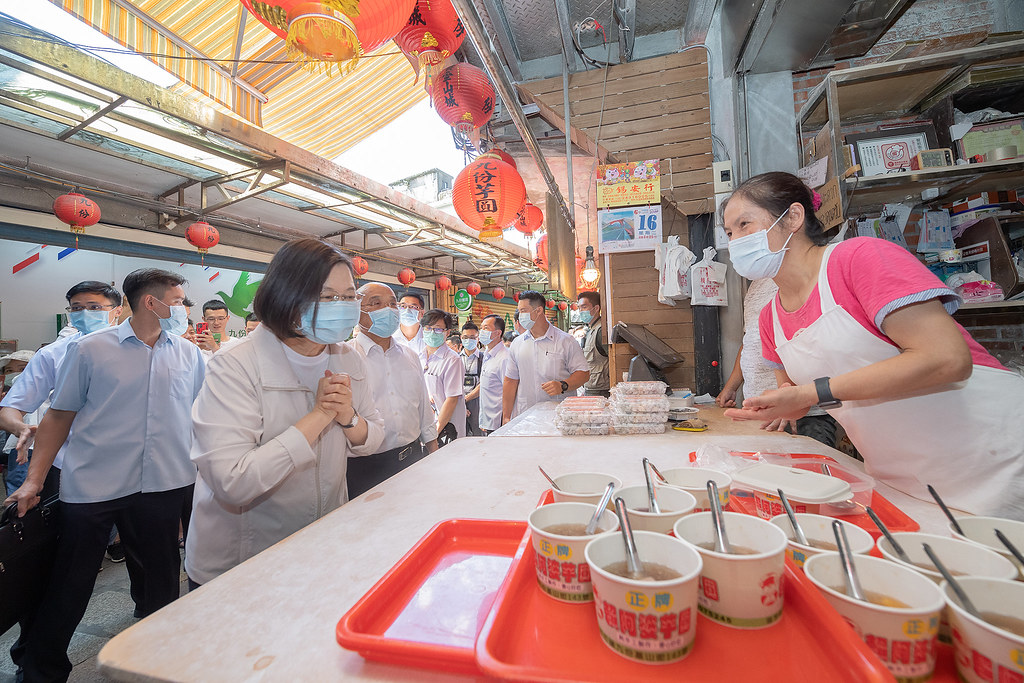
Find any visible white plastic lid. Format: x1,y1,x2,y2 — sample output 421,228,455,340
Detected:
732,463,852,504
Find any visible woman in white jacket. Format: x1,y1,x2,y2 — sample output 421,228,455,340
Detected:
185,239,385,587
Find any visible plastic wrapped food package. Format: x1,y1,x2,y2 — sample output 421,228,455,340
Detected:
610,410,668,424
555,423,611,436
611,422,667,434
609,395,670,414
610,381,668,395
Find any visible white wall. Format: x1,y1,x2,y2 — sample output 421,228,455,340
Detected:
0,239,261,350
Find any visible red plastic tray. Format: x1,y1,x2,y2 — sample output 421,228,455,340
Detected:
477,537,893,681
723,452,920,538
336,518,525,675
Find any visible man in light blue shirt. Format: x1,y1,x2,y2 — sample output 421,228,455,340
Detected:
4,268,204,683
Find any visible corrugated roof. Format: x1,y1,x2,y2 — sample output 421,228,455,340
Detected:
52,0,427,158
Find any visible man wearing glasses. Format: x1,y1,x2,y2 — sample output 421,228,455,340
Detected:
196,299,241,360
393,292,426,354
460,321,483,436
346,283,438,497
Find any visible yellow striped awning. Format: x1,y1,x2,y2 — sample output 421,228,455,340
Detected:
52,0,427,158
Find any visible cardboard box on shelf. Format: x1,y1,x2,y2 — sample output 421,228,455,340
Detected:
950,191,1019,215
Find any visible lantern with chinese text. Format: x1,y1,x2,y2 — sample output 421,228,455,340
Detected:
351,255,369,276
490,148,516,169
452,153,526,242
398,268,416,285
435,275,451,291
514,202,542,237
491,287,505,301
466,281,481,296
557,301,568,311
185,220,220,264
545,299,555,309
393,0,464,82
241,0,415,74
533,232,548,271
512,291,520,303
53,192,100,247
431,63,495,136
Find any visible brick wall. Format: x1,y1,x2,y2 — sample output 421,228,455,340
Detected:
954,311,1024,368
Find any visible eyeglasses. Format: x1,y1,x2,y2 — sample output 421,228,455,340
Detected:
423,326,447,335
396,303,422,311
203,316,229,322
318,293,363,303
66,304,114,313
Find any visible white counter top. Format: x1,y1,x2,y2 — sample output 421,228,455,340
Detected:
97,409,951,682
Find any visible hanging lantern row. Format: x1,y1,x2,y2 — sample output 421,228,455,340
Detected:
53,192,101,248
452,152,526,243
393,0,464,84
432,62,495,137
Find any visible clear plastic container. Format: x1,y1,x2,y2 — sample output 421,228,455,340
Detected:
611,422,666,434
556,423,611,436
610,381,668,396
609,395,670,414
554,408,610,423
610,410,668,424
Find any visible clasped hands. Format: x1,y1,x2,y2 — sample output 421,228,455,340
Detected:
315,371,355,426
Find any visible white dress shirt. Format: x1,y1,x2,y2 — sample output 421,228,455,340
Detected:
348,333,437,452
505,323,589,417
393,326,425,355
418,343,466,438
477,342,509,431
50,319,205,503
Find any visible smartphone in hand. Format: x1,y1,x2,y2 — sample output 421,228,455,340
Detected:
196,322,209,335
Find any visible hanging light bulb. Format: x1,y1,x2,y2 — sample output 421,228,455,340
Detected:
580,244,601,288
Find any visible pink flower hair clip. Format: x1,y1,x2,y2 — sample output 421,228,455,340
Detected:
811,190,823,212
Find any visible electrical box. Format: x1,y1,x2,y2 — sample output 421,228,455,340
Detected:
712,160,734,194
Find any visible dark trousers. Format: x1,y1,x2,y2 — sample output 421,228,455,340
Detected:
346,441,426,499
14,487,186,683
584,388,611,397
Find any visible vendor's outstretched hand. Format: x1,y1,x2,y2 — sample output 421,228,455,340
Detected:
724,382,816,422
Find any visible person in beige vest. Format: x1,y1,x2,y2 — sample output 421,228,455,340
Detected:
577,292,610,397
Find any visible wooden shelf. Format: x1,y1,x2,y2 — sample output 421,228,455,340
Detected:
956,300,1024,312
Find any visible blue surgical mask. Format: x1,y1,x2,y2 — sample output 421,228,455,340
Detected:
463,338,478,352
728,208,792,280
362,307,400,338
68,309,111,335
579,310,593,324
423,329,446,348
154,300,188,337
478,330,494,346
400,308,420,326
518,311,535,331
299,300,360,344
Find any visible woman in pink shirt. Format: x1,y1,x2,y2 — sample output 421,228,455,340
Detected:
723,171,1024,520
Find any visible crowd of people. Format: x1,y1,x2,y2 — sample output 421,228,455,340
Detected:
0,237,605,682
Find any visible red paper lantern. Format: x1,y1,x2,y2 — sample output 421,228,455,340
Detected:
545,299,555,309
491,287,505,301
533,232,548,271
432,63,495,136
512,291,520,303
514,202,543,236
452,153,527,242
466,282,481,296
435,275,452,291
241,0,414,73
557,301,568,311
398,268,416,286
186,221,220,253
53,192,100,245
351,255,369,276
570,302,578,311
490,149,516,169
393,0,464,81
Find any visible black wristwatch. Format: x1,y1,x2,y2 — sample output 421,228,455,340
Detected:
339,412,360,429
559,380,569,394
813,377,842,409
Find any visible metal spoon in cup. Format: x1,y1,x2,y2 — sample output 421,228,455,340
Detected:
708,480,732,553
642,458,661,514
778,488,809,546
648,461,669,484
927,484,964,535
922,543,981,618
865,506,912,563
614,497,654,581
833,520,866,602
584,482,616,535
995,529,1024,568
538,466,561,491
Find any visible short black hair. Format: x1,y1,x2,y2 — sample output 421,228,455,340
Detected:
203,299,228,315
461,321,479,332
420,308,454,330
502,330,516,342
66,280,122,306
245,312,259,323
400,291,425,309
578,291,600,308
183,297,195,308
122,269,187,311
518,290,545,308
253,238,354,340
482,314,505,334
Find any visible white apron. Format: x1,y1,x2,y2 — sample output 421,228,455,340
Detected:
772,244,1024,519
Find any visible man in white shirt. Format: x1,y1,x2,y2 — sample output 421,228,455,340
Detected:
460,321,483,436
4,268,204,682
196,299,242,360
473,314,509,435
347,283,438,498
393,291,426,354
502,291,590,424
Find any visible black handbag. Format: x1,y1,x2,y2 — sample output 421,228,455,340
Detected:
0,496,61,634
